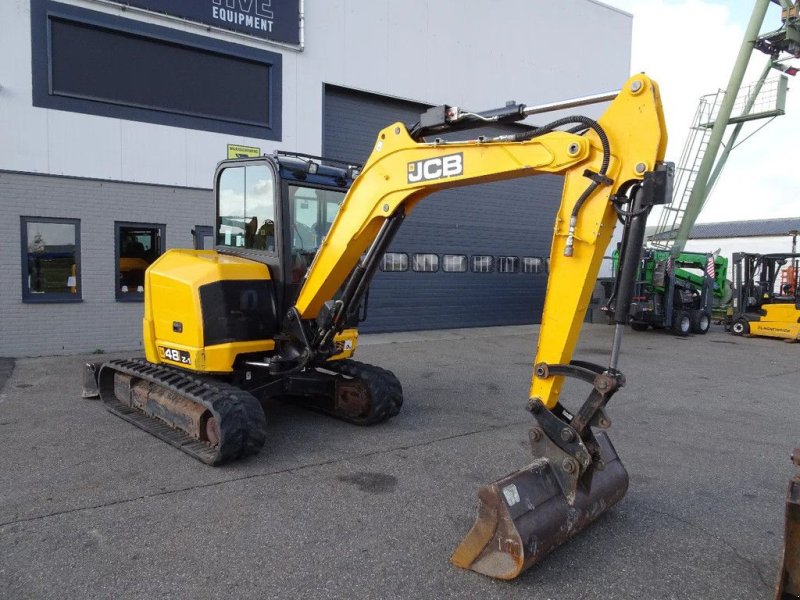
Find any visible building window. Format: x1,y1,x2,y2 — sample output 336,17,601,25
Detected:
522,257,546,274
497,256,519,273
380,253,409,272
193,226,214,250
471,255,494,273
31,0,282,139
442,254,468,273
412,254,439,273
116,222,165,301
21,217,81,303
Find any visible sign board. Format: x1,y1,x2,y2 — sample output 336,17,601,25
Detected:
227,144,261,158
104,0,301,45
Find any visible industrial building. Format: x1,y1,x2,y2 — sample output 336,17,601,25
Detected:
682,217,800,262
0,0,633,356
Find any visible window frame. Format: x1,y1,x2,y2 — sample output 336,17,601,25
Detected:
522,256,547,274
411,253,440,273
470,255,495,273
115,221,166,302
380,252,409,272
20,216,82,304
497,256,520,274
31,0,282,139
442,254,468,273
193,225,214,250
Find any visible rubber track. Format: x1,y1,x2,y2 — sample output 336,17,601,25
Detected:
324,360,403,425
99,358,267,466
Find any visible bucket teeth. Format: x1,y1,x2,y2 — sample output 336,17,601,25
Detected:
452,432,628,579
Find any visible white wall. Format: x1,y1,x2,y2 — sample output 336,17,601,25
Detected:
0,0,632,188
685,235,800,271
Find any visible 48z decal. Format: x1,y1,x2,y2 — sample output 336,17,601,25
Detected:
407,152,463,183
160,346,191,365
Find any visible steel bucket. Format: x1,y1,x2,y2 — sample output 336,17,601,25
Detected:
452,432,628,579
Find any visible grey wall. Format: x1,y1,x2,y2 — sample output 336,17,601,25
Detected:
0,172,211,356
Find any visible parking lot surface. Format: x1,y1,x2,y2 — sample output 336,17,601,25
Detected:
0,324,796,599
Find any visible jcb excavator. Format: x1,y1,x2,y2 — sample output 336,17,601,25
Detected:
84,74,670,579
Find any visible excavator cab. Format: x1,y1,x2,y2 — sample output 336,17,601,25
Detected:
214,153,360,329
85,152,404,465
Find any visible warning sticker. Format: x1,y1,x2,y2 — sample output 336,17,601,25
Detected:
227,144,261,159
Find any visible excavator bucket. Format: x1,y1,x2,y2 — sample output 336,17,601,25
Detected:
776,448,800,600
452,431,628,579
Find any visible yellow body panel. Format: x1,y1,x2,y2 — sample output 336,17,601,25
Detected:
330,329,359,361
749,304,800,340
294,75,667,409
143,249,275,372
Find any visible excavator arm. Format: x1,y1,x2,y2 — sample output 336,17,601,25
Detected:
270,74,671,580
281,74,668,407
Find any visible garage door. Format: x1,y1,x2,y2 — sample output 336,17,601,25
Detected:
323,85,563,333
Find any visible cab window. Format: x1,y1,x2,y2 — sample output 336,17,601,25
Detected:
217,164,276,251
288,185,345,282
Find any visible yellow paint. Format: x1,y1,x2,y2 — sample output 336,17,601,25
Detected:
749,303,800,341
330,328,359,360
143,249,274,373
294,75,667,409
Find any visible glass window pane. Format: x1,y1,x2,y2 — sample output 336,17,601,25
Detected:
217,166,246,247
24,220,78,297
442,254,467,273
471,255,494,273
380,253,408,272
522,257,545,274
291,187,320,252
497,256,519,273
412,253,439,272
245,165,275,251
118,224,162,297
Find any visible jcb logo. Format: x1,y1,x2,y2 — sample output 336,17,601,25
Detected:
407,152,463,183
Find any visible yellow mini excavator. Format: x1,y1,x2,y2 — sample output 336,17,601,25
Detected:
84,74,670,579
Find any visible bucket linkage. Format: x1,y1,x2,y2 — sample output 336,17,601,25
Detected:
452,359,629,580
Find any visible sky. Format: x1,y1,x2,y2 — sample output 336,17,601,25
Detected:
601,0,800,224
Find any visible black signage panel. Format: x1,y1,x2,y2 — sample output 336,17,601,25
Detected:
104,0,300,45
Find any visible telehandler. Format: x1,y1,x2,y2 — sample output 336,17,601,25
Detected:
84,74,671,579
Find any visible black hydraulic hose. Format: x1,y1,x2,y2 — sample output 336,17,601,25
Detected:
513,116,611,256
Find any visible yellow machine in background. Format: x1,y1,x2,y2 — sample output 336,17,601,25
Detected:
85,74,670,580
730,252,800,341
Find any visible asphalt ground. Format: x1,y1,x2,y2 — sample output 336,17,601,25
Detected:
0,324,796,600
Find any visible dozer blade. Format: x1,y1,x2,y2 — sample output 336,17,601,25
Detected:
776,448,800,600
452,432,628,579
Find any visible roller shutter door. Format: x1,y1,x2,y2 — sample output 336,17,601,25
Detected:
323,85,562,333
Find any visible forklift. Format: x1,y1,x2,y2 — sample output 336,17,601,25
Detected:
729,252,800,341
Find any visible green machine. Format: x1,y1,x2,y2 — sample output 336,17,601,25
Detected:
612,248,729,335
